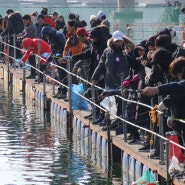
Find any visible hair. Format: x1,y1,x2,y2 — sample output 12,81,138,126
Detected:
169,56,185,78
37,14,44,20
6,9,14,15
68,13,76,20
41,8,48,15
22,14,31,21
155,34,171,49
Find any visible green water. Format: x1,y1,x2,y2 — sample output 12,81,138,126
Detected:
0,78,122,184
0,5,183,44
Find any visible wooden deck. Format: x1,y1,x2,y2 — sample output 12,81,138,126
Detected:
0,63,184,185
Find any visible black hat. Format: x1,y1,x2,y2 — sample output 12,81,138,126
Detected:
41,7,48,15
157,28,171,37
68,13,76,20
89,26,104,40
152,48,173,72
135,40,147,50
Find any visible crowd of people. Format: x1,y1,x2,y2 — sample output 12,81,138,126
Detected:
0,6,185,160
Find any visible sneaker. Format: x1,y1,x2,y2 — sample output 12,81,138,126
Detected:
35,78,43,82
128,138,140,145
148,150,160,159
98,118,106,126
53,92,61,98
57,93,67,99
175,172,185,180
84,113,92,119
148,153,160,159
26,75,35,79
138,145,152,152
92,116,104,125
127,134,134,141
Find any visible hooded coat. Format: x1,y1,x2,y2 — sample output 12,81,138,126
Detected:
42,26,66,55
91,38,130,89
72,26,107,81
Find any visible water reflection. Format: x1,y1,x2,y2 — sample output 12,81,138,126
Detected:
0,79,121,185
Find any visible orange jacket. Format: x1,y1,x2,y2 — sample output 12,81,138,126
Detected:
63,34,83,57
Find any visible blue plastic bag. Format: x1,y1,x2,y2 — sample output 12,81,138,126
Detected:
70,83,89,110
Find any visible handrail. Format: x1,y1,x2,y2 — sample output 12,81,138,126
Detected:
0,38,185,155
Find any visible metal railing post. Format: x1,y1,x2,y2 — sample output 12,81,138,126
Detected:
66,56,72,128
91,85,96,122
37,40,40,84
51,60,55,96
106,112,112,160
13,34,16,69
7,34,10,85
120,74,127,142
165,140,171,185
158,83,165,165
43,70,46,111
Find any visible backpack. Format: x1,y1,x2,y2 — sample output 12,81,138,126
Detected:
172,47,185,60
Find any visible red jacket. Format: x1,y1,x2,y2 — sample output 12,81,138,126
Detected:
44,15,56,29
22,38,51,64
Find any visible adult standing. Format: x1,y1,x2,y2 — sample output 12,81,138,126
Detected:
1,9,24,66
142,56,185,149
17,14,38,79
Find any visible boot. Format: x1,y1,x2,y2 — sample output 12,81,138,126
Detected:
53,86,62,98
84,113,92,119
26,66,36,79
98,118,106,126
91,110,104,124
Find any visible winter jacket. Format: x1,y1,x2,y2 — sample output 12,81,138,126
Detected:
158,80,185,141
21,22,38,39
21,38,51,64
63,33,83,57
47,29,66,55
1,12,24,37
72,38,107,80
91,40,129,89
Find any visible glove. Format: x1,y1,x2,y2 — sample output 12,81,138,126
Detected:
22,64,30,70
15,58,22,63
41,52,50,58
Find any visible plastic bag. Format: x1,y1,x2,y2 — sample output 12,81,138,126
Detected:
70,83,89,110
168,155,181,176
100,95,117,120
165,131,184,163
135,170,159,185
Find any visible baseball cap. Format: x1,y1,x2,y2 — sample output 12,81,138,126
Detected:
77,28,89,36
112,31,123,41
